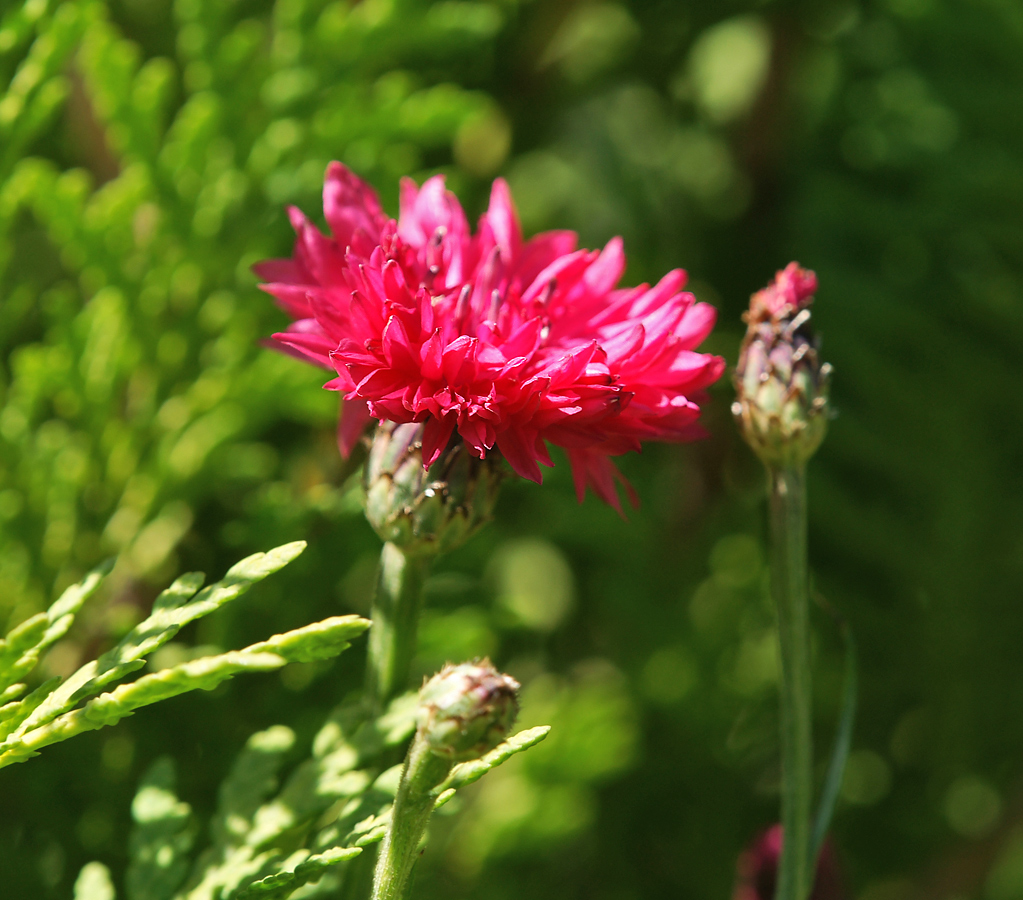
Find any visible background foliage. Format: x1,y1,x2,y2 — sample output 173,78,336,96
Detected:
1,0,1021,898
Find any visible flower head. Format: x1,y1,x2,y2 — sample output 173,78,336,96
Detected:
733,825,845,900
733,262,831,467
256,163,724,509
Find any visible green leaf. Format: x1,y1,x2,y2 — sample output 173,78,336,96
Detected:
175,701,377,900
211,725,298,848
0,547,369,770
84,651,286,726
233,847,362,900
0,558,112,694
0,676,61,740
11,543,305,744
245,615,370,664
127,758,195,900
350,819,389,849
0,682,27,705
434,725,552,804
174,704,543,899
810,622,857,862
0,614,47,687
74,862,116,900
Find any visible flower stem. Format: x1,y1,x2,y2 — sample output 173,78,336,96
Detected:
371,732,453,900
769,464,813,900
366,542,430,713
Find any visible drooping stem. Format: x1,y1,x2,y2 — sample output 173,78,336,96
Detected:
371,732,452,900
769,464,813,900
366,542,430,713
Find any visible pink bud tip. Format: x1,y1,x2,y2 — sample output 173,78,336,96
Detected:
752,262,818,319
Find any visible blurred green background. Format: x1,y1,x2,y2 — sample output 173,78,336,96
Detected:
1,0,1021,898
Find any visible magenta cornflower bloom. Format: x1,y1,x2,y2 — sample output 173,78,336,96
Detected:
255,163,724,509
733,825,845,900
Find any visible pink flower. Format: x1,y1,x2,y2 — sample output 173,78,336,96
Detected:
732,825,846,900
255,163,724,510
750,262,819,320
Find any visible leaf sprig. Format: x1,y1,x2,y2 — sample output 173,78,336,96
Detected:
91,698,549,900
0,541,369,769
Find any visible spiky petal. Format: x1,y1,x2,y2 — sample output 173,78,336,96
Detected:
257,163,725,509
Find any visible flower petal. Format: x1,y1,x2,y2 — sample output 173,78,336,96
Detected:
255,165,724,509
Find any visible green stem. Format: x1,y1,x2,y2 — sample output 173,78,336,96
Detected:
366,542,430,713
371,732,452,900
769,465,813,900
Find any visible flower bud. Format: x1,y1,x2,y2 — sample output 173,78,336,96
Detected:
363,421,503,557
733,263,831,467
733,825,845,900
416,661,519,761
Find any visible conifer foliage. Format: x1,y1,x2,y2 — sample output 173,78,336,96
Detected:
0,0,502,622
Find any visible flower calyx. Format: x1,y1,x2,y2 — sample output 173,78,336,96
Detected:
363,420,503,557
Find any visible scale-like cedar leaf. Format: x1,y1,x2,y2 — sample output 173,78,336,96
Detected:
0,548,368,770
0,559,112,694
245,616,370,664
0,676,61,740
232,847,362,900
127,758,195,900
171,711,549,900
212,726,297,847
18,543,305,737
6,544,303,737
74,862,116,900
433,726,552,805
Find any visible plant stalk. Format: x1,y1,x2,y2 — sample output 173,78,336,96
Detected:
769,464,813,900
366,542,430,713
371,733,452,900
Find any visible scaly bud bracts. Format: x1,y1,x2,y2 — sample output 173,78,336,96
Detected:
733,263,831,467
364,421,503,556
416,661,519,761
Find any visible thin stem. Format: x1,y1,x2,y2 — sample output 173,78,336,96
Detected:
366,542,430,713
371,733,452,900
769,464,813,900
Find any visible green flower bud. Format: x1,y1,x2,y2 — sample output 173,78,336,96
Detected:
363,421,503,557
733,263,831,467
416,661,519,761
